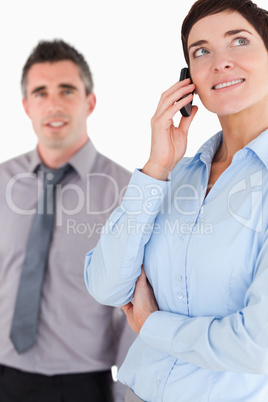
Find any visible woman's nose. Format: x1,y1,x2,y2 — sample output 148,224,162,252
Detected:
211,53,234,73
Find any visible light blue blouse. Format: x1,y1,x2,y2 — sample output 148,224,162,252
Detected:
85,130,268,401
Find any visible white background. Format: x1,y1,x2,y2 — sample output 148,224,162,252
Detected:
0,0,266,172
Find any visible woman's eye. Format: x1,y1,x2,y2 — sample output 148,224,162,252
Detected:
233,37,249,47
193,47,209,58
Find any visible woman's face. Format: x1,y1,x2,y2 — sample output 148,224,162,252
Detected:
187,11,268,117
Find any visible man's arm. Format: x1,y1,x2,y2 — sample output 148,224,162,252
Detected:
112,308,137,402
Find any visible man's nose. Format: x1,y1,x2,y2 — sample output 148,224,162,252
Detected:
46,94,64,114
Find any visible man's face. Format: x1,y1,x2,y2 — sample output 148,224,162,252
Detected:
23,60,96,156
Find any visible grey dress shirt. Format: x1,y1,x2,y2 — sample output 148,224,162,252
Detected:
0,140,136,400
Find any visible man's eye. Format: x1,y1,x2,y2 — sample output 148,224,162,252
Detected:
63,89,73,95
193,47,209,58
35,92,46,98
233,37,249,47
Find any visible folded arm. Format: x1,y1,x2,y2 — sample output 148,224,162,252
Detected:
130,243,268,375
84,169,169,306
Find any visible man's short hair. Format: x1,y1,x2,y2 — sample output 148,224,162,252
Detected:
21,39,94,97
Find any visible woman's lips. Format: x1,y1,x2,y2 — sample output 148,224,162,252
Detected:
212,78,245,90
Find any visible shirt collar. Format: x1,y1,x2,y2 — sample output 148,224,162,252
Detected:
191,131,223,165
67,140,98,179
245,128,268,169
190,128,268,169
28,149,42,173
28,139,98,179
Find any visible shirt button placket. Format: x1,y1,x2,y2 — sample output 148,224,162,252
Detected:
175,274,186,306
151,189,158,196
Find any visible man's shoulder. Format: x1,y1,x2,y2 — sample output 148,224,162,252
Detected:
1,150,35,170
93,151,131,184
0,150,36,181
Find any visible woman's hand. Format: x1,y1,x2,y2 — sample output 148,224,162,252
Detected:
121,266,159,334
142,79,198,181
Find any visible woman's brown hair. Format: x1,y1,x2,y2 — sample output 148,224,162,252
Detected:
181,0,268,65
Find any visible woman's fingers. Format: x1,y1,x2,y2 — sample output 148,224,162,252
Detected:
155,79,195,118
143,79,198,180
157,78,192,106
179,104,199,132
121,302,140,334
152,93,194,130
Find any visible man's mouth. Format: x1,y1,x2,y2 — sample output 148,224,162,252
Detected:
47,121,66,128
213,79,245,90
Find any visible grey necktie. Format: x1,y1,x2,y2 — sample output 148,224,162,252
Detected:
10,163,71,354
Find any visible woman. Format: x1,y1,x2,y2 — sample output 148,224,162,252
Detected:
85,0,268,401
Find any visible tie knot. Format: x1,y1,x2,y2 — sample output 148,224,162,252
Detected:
39,164,71,186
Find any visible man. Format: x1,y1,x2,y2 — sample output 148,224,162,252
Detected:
0,39,135,402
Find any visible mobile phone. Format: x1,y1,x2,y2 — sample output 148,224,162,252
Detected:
179,67,193,117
